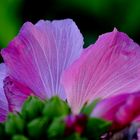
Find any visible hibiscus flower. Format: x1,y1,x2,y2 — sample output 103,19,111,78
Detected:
1,19,140,131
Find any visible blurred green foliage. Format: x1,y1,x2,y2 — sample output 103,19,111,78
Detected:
0,0,22,47
58,0,140,34
0,0,140,48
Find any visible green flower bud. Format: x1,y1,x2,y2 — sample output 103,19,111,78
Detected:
5,113,25,136
12,135,29,140
47,117,65,139
43,96,70,118
27,117,48,139
21,96,45,121
85,118,111,140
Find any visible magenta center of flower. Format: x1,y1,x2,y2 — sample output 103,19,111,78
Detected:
64,114,87,136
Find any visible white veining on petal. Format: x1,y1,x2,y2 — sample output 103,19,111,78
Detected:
61,30,140,114
2,19,84,100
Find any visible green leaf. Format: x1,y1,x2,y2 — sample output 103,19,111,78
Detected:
27,117,48,139
5,113,25,136
81,99,100,116
12,135,29,140
21,96,45,121
43,96,70,118
57,0,112,16
85,117,112,140
47,117,65,139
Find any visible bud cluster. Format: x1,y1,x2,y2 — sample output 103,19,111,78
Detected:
0,96,114,140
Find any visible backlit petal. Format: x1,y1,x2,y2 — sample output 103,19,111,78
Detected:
1,19,83,100
61,29,140,113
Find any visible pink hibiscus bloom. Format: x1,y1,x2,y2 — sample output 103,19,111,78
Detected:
1,19,140,129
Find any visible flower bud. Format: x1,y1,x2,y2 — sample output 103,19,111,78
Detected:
43,96,70,118
47,117,65,138
12,135,29,140
5,113,25,136
21,96,45,121
85,118,111,140
27,117,48,139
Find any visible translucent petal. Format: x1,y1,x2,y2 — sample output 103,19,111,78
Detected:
61,29,140,113
1,19,83,100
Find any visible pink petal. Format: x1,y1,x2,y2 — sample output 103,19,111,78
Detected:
4,76,33,112
92,93,129,121
92,92,140,128
116,93,140,126
133,115,140,122
1,19,83,100
61,29,140,114
0,63,8,122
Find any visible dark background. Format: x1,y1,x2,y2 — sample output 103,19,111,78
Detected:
1,0,140,62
